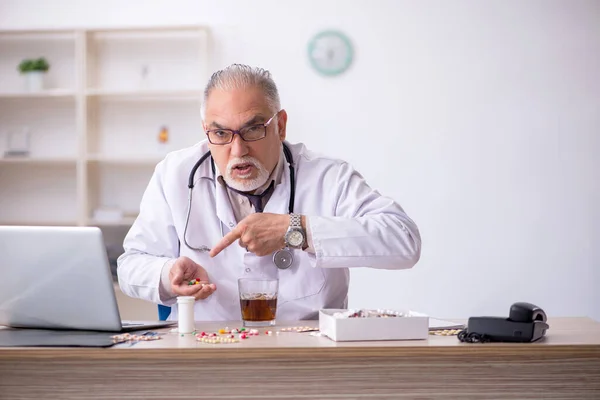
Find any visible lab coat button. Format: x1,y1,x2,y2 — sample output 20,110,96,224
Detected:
245,268,251,273
229,222,234,227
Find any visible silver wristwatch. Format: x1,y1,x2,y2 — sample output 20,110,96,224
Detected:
284,213,305,249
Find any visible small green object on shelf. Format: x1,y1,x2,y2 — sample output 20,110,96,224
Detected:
18,57,50,74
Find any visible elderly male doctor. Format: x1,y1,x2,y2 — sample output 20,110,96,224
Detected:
117,64,421,321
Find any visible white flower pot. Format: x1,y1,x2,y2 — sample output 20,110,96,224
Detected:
23,71,45,92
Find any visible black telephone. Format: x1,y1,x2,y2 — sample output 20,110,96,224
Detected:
458,302,549,343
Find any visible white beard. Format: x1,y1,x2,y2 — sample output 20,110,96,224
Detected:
224,156,270,192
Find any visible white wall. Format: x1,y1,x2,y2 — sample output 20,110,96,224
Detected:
1,0,598,320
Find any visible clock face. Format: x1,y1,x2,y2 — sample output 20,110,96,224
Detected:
308,30,353,76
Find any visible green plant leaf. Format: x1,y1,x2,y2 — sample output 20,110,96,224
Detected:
18,57,50,73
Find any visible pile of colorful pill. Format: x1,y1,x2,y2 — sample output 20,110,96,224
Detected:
188,278,202,286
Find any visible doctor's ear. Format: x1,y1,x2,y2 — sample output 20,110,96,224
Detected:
277,109,288,141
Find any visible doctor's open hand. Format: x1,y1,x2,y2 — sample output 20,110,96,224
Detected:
169,256,216,300
210,213,289,258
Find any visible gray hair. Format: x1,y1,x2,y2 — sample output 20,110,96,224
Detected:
201,64,281,119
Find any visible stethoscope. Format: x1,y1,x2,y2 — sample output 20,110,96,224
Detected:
183,143,297,269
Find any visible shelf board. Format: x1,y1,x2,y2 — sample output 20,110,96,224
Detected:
0,89,76,99
86,89,203,101
90,28,206,40
0,157,78,165
0,31,76,40
0,221,79,227
87,217,136,227
87,154,163,165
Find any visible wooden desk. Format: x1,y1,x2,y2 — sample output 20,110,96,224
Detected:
1,317,599,399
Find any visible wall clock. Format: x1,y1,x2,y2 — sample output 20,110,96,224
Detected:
307,30,354,76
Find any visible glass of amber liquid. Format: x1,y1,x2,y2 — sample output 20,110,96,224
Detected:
238,278,278,327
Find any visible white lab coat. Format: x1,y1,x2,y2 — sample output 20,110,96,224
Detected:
117,140,421,321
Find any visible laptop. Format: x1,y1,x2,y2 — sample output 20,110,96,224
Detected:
0,225,175,332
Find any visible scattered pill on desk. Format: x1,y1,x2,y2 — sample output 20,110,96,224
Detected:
280,326,319,333
112,333,162,343
218,329,227,334
197,336,239,344
430,329,461,336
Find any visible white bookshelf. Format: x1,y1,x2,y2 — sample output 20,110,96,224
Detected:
0,26,209,228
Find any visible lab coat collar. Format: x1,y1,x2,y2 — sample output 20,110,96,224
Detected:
215,179,237,231
191,142,215,184
262,150,291,215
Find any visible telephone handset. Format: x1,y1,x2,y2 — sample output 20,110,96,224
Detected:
458,302,549,343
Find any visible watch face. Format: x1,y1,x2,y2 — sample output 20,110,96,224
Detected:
287,230,304,247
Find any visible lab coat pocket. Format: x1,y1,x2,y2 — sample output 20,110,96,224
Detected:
277,250,326,305
242,252,279,280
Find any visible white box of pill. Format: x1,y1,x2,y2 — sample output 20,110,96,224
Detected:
319,309,429,342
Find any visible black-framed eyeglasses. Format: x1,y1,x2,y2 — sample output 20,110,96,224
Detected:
205,111,280,145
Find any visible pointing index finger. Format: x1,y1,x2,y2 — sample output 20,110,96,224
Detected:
209,228,241,258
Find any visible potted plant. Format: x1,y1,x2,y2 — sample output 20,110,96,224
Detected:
18,57,50,92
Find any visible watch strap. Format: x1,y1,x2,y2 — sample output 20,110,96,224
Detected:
285,213,305,249
290,213,302,229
